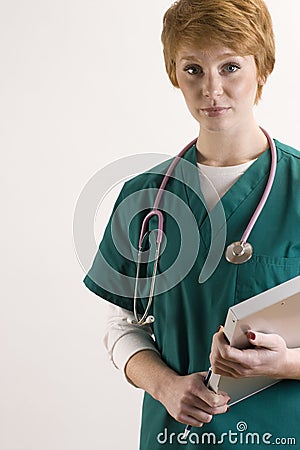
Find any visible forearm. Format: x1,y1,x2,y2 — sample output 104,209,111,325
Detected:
125,349,179,402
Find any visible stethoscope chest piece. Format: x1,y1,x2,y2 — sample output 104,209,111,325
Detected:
225,241,253,264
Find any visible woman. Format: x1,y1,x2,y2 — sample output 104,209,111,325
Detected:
84,0,300,448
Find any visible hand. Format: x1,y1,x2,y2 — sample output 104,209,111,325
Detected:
210,326,289,379
158,371,230,428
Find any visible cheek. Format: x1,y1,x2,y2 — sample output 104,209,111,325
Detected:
231,77,258,101
180,87,200,112
177,78,199,102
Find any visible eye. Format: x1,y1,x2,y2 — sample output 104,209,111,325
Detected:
223,63,240,73
184,64,202,75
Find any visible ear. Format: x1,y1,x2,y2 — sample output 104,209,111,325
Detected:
258,73,269,86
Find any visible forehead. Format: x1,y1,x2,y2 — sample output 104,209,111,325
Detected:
176,44,252,64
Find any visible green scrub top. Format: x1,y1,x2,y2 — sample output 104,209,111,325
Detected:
84,139,300,449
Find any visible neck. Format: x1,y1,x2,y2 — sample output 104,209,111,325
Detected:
196,123,269,167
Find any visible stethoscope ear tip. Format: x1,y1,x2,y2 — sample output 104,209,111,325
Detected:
145,315,155,324
127,317,137,325
127,315,155,326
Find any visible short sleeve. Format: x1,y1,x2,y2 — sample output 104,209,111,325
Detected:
83,182,150,314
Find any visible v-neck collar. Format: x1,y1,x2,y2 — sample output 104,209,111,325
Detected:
178,140,283,249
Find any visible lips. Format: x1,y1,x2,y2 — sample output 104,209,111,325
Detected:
200,107,231,117
202,107,229,111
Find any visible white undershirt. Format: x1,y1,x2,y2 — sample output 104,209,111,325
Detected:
197,159,255,211
103,159,256,376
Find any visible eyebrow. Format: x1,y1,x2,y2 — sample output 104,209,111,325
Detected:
178,52,240,62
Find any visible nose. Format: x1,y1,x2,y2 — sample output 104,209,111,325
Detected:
202,74,223,98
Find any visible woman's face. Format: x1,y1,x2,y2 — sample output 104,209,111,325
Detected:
175,45,262,133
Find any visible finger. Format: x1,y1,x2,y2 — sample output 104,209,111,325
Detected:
188,407,213,424
188,392,230,414
190,373,230,405
177,411,205,427
210,343,246,368
216,325,229,344
188,372,231,410
180,405,213,426
211,356,243,375
211,326,227,347
185,403,229,424
201,402,230,416
211,330,245,364
211,404,230,416
200,388,231,409
247,331,286,350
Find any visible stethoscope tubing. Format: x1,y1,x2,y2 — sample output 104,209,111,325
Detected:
240,127,277,244
138,138,198,248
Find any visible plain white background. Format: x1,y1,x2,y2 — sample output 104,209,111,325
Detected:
1,1,299,449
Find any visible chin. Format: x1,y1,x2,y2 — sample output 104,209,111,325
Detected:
198,115,243,134
199,121,232,133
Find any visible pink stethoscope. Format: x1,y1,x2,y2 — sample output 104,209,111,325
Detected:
130,127,277,326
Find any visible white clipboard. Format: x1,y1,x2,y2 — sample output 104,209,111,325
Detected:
207,275,300,405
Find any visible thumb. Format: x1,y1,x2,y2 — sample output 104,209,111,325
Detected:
247,331,286,350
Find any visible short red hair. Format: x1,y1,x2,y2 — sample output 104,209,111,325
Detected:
161,0,275,103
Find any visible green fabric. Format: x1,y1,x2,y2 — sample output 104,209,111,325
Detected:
84,139,300,449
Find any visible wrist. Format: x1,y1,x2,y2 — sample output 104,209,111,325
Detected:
153,369,180,403
125,349,180,400
283,348,300,380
